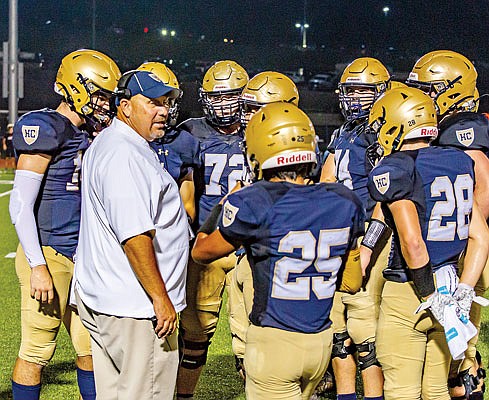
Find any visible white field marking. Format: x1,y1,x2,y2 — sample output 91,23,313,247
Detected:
0,180,14,184
0,190,12,198
5,252,16,259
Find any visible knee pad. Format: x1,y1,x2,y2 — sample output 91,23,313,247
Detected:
356,341,381,371
179,337,212,370
331,331,356,360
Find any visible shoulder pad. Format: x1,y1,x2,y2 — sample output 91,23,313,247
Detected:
13,109,67,153
368,152,415,203
178,117,216,141
437,112,489,151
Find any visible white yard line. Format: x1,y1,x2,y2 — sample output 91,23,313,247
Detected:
0,190,12,197
0,180,14,184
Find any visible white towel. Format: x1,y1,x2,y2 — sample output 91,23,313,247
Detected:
435,264,477,360
415,264,477,360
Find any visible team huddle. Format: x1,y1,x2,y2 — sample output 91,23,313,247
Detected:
7,48,489,400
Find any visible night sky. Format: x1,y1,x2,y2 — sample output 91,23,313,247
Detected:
1,0,488,58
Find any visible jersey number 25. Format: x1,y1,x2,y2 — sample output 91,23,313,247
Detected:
271,228,350,301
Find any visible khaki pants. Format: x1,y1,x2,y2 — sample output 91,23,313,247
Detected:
228,253,254,358
16,244,90,365
329,235,389,344
180,253,238,341
245,324,333,400
75,289,179,400
377,281,451,400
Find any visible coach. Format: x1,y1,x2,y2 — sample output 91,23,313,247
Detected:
73,70,189,400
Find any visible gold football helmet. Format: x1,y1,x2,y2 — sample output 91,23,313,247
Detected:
368,87,438,157
389,81,407,89
406,50,477,116
338,57,391,120
245,102,316,179
137,62,182,127
199,60,249,126
240,71,299,127
55,49,121,130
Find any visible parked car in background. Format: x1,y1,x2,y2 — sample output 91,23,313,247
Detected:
282,71,306,84
308,73,338,91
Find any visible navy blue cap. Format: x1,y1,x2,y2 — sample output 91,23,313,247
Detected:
123,70,179,99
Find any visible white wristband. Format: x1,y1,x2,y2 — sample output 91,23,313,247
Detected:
9,169,46,268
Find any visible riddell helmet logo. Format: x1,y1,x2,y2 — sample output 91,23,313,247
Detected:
420,127,437,136
456,127,474,147
242,93,257,101
213,84,230,90
277,152,313,165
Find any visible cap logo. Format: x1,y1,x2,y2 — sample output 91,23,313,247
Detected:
22,125,39,145
456,127,474,147
222,200,239,228
148,73,162,83
373,172,390,194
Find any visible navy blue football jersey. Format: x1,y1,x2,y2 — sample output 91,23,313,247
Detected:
368,147,474,270
329,120,377,218
149,128,201,183
435,112,489,157
12,108,89,259
218,180,365,333
179,117,247,226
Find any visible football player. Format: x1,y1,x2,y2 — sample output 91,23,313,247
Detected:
137,62,200,222
406,50,489,399
9,49,120,400
192,102,365,399
176,60,249,400
319,57,390,400
229,70,300,380
367,86,489,400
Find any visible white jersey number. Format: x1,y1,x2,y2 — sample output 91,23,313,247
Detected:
271,228,350,300
66,150,83,192
427,174,473,241
205,153,245,196
334,149,353,189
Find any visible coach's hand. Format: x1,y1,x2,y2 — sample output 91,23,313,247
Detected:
153,295,177,339
30,264,54,304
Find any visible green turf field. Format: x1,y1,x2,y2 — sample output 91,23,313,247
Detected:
0,169,487,399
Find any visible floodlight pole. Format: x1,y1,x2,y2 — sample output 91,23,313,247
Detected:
91,0,96,48
8,0,18,125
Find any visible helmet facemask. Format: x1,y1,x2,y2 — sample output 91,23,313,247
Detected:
339,82,387,121
239,99,262,129
199,89,242,127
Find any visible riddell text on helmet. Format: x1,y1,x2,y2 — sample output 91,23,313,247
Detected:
277,153,313,165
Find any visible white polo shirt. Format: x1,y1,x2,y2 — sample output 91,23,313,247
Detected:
74,118,189,318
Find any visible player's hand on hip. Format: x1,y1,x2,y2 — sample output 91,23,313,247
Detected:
153,296,177,338
30,264,54,304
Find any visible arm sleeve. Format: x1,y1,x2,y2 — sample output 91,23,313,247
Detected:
9,170,46,267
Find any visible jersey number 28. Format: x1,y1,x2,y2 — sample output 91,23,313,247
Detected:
427,174,473,241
